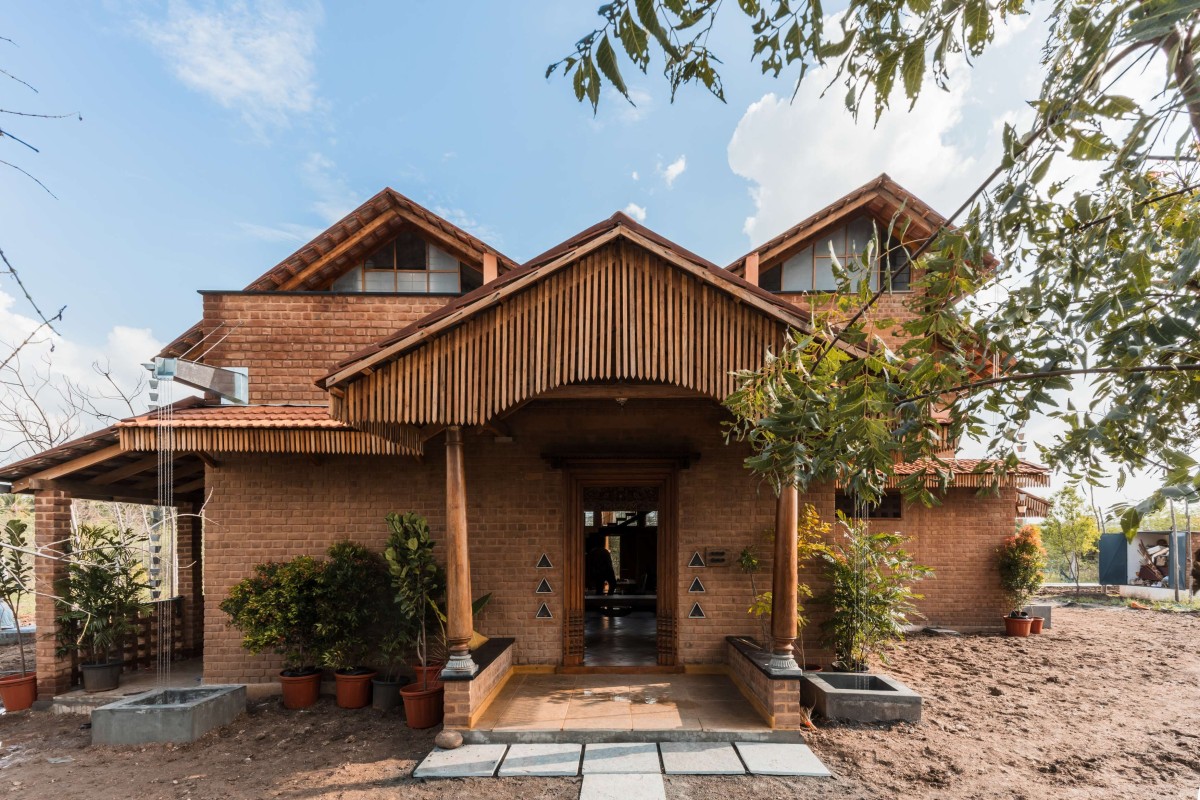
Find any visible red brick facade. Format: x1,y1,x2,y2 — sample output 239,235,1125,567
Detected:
202,399,1019,685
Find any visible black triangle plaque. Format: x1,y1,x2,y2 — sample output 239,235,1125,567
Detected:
688,551,706,568
535,603,553,619
688,577,705,593
536,553,553,569
688,602,706,619
535,578,553,594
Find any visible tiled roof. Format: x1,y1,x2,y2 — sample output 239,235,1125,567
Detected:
116,404,348,430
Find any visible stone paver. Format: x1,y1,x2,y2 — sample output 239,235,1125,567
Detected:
582,742,662,774
497,743,583,777
413,744,509,778
579,773,666,800
658,741,746,775
734,742,832,777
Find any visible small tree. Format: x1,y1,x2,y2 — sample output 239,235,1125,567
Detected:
1042,487,1101,594
818,518,932,671
383,512,446,684
0,520,33,675
315,541,390,673
997,524,1047,616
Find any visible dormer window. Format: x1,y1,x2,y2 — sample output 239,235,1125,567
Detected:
760,217,911,293
330,230,483,294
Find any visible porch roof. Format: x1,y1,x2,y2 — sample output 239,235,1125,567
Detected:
0,400,420,501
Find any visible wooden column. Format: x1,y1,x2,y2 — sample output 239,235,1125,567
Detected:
769,483,800,672
442,426,477,677
34,490,74,697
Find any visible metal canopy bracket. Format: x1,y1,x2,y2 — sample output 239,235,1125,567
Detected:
153,358,248,405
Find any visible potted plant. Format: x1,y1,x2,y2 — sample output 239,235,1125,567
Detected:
818,517,933,672
55,525,146,693
316,541,389,709
0,519,36,710
370,629,412,711
997,524,1047,637
384,512,447,729
220,555,327,708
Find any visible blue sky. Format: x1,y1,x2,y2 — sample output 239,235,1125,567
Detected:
11,1,1139,498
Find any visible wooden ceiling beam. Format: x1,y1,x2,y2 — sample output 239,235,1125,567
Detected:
89,454,160,486
20,478,159,505
12,444,125,493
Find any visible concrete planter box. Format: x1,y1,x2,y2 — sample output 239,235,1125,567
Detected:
801,673,921,724
92,685,246,745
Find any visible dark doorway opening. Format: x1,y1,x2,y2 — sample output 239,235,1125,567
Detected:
581,487,658,666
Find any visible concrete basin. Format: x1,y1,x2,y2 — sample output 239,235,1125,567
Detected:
801,673,921,723
91,685,246,745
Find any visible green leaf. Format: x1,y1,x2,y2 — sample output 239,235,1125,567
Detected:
901,38,925,101
596,35,628,96
618,9,651,71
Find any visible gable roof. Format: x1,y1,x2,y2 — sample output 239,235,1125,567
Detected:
320,211,828,391
727,173,948,274
159,188,518,357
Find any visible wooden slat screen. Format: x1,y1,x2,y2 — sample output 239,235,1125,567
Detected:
334,240,788,430
118,426,421,456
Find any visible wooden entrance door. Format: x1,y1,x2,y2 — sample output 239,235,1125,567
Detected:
561,460,679,669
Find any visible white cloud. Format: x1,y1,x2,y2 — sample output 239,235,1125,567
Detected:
303,152,358,223
236,221,321,243
0,292,165,462
659,155,687,188
631,171,640,181
617,88,653,123
622,203,647,222
138,0,323,131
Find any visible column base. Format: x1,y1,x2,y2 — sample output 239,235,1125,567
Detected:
767,651,801,675
440,651,478,680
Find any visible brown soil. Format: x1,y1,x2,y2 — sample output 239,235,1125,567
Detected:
0,604,1197,799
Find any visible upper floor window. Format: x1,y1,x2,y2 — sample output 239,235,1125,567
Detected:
760,217,911,293
331,230,483,294
835,490,903,519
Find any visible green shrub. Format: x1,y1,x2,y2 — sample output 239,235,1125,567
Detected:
315,541,389,672
998,524,1047,613
0,519,33,675
55,525,147,666
383,512,446,671
818,518,933,671
220,556,327,674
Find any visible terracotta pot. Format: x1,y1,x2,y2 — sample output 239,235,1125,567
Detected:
400,681,444,729
1028,617,1045,634
411,663,444,691
80,662,122,693
371,677,409,711
0,672,37,711
279,669,321,709
334,670,377,709
801,664,824,673
1003,616,1034,637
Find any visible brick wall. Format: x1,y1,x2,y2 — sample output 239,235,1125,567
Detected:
443,643,514,729
200,399,1019,683
775,288,922,349
33,491,72,697
726,641,804,730
194,293,451,404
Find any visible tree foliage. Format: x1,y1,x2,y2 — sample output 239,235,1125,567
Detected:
219,555,327,673
1041,485,1101,589
557,1,1200,534
55,524,147,666
997,523,1047,611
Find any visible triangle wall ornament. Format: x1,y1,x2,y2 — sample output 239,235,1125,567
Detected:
535,578,553,594
535,603,553,619
687,551,706,568
688,577,705,593
536,553,553,569
688,602,706,619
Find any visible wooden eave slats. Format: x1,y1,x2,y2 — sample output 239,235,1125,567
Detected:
118,426,422,457
331,238,791,428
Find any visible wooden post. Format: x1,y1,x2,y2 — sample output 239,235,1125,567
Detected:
744,252,760,287
482,253,498,285
442,426,477,677
769,482,800,673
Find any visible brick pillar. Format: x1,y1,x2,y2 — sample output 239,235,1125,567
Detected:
33,491,73,697
175,502,204,658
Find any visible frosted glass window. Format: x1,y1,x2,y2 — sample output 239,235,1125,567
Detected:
329,230,473,295
770,217,888,293
331,268,362,292
395,272,427,293
429,246,458,271
781,246,812,291
364,271,396,292
429,271,459,293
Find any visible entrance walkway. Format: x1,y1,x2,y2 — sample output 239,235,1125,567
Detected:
473,673,769,736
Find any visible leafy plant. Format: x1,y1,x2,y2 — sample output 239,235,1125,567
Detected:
55,524,147,666
315,541,389,673
818,518,932,671
997,523,1047,615
1041,487,1101,594
383,512,446,679
741,504,830,665
0,519,33,675
219,555,327,674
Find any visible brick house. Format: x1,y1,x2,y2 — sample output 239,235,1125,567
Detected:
0,175,1047,727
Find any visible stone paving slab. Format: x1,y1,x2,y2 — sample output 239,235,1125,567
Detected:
413,744,509,778
734,742,832,777
582,742,662,774
497,743,583,777
579,773,667,800
658,741,746,775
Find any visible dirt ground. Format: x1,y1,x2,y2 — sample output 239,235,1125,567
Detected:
0,602,1197,799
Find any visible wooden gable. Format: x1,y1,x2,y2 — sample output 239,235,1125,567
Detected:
322,218,822,437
